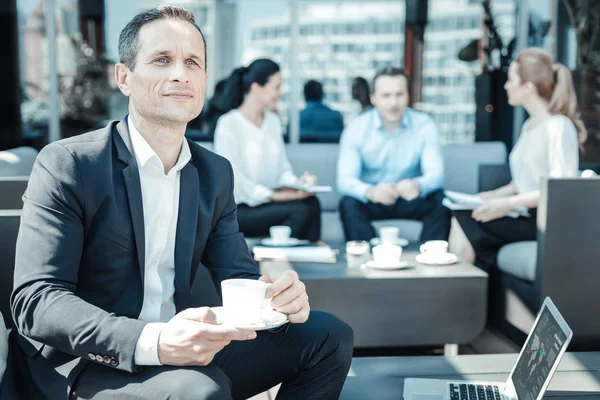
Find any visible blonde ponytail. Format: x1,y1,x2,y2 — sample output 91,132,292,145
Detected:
549,63,587,145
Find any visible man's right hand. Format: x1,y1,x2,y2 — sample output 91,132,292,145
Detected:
366,183,399,205
157,307,256,366
271,188,312,202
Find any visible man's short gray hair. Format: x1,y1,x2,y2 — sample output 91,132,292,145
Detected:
118,5,207,71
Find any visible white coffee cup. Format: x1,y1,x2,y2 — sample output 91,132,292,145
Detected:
221,279,271,325
419,240,449,254
270,225,291,244
372,244,402,267
379,226,399,244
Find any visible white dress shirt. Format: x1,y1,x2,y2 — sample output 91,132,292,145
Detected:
509,115,579,194
129,117,192,366
214,109,298,207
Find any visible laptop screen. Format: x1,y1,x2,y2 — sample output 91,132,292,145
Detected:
510,307,569,400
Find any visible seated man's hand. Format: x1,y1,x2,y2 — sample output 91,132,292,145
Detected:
366,183,399,205
157,307,256,366
271,188,312,202
395,179,420,201
260,271,309,324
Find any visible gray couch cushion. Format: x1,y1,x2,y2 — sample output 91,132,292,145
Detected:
0,147,38,177
497,241,538,283
442,142,507,193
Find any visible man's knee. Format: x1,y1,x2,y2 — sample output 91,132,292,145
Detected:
339,196,363,216
306,311,354,357
169,365,232,400
304,195,322,216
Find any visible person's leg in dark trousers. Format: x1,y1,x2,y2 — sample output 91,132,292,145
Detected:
71,311,352,400
339,190,450,243
339,196,378,241
214,311,353,400
237,197,322,241
416,189,451,242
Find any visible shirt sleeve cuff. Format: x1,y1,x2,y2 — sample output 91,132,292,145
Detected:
249,185,274,206
415,177,432,198
279,171,298,187
134,322,165,366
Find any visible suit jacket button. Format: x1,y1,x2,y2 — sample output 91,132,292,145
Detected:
110,357,119,366
95,355,104,362
88,353,95,360
103,356,111,364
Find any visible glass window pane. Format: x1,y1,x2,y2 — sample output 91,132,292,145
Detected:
296,0,404,143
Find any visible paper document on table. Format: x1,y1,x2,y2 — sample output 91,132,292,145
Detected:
443,190,530,219
253,246,337,263
278,183,332,193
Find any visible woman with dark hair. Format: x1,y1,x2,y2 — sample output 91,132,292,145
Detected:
351,77,373,113
214,59,321,242
449,47,585,271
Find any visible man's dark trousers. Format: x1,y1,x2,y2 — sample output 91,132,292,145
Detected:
339,189,451,243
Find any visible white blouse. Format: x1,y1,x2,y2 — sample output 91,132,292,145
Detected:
214,109,298,207
509,114,579,194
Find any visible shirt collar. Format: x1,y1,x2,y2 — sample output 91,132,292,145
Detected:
127,116,192,172
373,108,411,134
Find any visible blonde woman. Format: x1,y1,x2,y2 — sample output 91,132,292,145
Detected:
449,47,586,270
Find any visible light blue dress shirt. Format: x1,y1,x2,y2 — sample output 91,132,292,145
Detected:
337,107,444,203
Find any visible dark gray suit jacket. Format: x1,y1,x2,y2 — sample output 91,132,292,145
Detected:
8,118,260,398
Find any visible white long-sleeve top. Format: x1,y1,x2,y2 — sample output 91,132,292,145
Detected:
509,115,579,194
214,109,298,207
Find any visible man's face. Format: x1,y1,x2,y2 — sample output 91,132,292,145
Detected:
117,18,209,125
371,75,409,126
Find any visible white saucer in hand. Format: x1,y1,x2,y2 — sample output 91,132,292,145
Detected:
363,260,411,270
415,252,458,266
212,306,288,331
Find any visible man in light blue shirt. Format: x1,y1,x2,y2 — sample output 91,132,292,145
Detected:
337,67,450,243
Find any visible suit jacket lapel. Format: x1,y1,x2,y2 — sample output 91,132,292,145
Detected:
174,160,199,311
114,119,146,283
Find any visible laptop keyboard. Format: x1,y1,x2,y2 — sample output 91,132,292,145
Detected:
448,383,502,400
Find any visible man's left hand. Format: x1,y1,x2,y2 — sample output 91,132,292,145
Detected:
260,271,310,324
472,198,514,223
396,179,420,201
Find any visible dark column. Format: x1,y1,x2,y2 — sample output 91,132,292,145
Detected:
0,0,22,150
404,0,428,106
78,0,104,54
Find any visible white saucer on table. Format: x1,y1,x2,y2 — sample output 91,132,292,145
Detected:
260,237,303,247
363,260,411,270
415,252,458,266
369,237,409,247
212,307,288,331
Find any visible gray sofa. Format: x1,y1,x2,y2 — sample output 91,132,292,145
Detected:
199,141,508,243
479,165,600,350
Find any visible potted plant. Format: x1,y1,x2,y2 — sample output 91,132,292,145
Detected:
562,0,600,161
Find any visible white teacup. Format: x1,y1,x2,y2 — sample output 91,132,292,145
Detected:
372,244,403,267
419,240,449,255
269,225,291,244
379,226,399,244
221,279,271,325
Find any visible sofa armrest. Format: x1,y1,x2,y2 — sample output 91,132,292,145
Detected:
535,177,600,345
478,164,511,193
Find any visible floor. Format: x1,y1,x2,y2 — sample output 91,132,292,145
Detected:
245,327,520,399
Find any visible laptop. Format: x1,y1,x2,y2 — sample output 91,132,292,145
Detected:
403,297,573,400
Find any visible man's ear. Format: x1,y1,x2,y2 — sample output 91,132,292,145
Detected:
115,63,132,97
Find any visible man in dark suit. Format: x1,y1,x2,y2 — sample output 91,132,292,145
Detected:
299,80,345,143
6,6,353,399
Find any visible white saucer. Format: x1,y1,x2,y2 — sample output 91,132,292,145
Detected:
369,237,409,247
415,252,459,265
261,237,301,247
363,260,411,270
212,306,288,331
